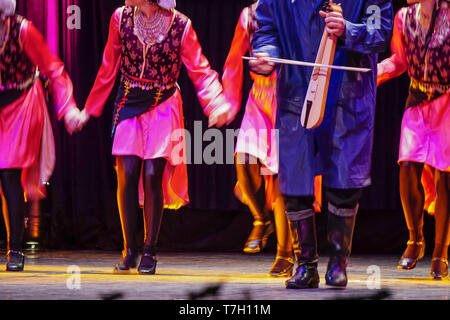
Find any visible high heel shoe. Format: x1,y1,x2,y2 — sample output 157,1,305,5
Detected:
243,220,274,254
268,256,294,277
113,249,138,273
138,253,157,275
430,258,449,280
397,240,425,270
6,250,25,272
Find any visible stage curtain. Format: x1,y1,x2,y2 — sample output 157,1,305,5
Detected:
7,0,418,254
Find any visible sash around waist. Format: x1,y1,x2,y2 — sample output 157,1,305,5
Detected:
406,78,450,109
111,74,177,137
0,81,35,108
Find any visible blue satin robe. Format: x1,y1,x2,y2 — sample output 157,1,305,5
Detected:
252,0,393,196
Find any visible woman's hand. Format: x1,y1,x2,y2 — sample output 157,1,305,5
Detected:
63,108,90,134
77,109,91,130
63,108,83,135
208,102,233,128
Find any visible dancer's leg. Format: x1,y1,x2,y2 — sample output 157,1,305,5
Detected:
114,156,142,272
398,161,426,269
235,153,273,253
268,176,293,277
138,158,167,275
0,169,26,271
430,170,450,279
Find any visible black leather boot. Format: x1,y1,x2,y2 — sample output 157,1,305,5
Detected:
113,249,138,273
6,250,25,272
285,215,320,289
325,212,356,288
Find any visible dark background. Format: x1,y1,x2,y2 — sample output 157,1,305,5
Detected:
1,0,437,256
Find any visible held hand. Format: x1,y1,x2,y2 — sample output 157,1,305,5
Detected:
63,108,83,135
78,109,91,130
319,10,346,38
248,52,275,75
208,103,233,128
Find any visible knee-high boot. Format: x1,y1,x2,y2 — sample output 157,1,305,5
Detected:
285,211,319,289
325,206,357,288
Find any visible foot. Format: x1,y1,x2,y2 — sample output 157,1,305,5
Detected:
285,262,319,289
398,240,425,270
325,256,348,288
6,250,25,272
243,220,274,254
430,258,449,280
138,253,157,275
113,249,138,273
268,257,294,278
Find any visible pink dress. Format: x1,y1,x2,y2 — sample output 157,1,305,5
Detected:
85,7,228,209
377,5,450,214
222,5,278,209
0,16,76,200
222,5,278,175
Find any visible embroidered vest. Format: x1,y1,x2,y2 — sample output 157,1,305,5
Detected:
403,4,450,85
119,6,189,89
0,15,37,91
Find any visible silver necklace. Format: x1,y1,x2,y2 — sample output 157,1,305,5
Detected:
134,8,166,44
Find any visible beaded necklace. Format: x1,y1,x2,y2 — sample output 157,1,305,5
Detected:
134,8,167,44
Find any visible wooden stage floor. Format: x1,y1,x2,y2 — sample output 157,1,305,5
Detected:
0,251,448,300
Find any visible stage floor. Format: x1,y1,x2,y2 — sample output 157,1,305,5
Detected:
0,251,448,300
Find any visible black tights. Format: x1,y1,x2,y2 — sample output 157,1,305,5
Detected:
0,169,25,252
235,153,292,258
116,156,166,256
400,162,450,259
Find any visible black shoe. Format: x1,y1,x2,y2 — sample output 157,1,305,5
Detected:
430,258,449,280
243,220,274,254
325,256,348,287
138,253,157,275
398,240,425,270
285,262,320,289
6,250,25,272
113,249,138,273
268,257,294,278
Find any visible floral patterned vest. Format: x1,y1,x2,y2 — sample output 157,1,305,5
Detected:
119,6,189,89
403,4,450,85
0,15,37,91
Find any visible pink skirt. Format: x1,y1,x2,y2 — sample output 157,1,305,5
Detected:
234,74,279,209
399,92,450,172
112,89,189,209
0,81,55,200
398,93,450,215
235,74,278,174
